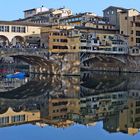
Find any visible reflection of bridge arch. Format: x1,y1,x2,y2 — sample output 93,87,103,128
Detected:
0,107,9,114
0,35,9,46
0,76,61,99
81,80,127,96
11,36,25,46
80,72,128,96
12,55,54,74
12,107,24,113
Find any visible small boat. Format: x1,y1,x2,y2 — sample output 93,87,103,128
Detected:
6,72,26,79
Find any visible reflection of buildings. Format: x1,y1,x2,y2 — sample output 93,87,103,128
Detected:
42,98,80,128
0,96,80,129
0,78,29,92
118,95,140,135
1,73,140,135
0,107,40,127
0,75,80,128
103,95,140,135
80,72,140,135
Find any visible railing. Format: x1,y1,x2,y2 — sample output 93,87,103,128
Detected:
0,48,49,58
1,47,140,56
80,49,128,54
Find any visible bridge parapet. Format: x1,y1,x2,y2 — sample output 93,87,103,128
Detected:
0,48,48,58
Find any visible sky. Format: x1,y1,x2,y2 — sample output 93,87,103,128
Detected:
0,123,140,140
0,0,140,20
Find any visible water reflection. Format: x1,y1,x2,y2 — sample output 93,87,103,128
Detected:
0,72,140,136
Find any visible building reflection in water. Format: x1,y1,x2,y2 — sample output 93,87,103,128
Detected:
0,72,140,135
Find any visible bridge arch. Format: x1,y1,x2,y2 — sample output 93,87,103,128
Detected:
0,35,9,46
11,36,25,46
104,56,126,64
81,54,126,66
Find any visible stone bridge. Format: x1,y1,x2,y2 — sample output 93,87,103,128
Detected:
80,52,140,72
0,48,80,75
3,48,140,73
0,48,62,74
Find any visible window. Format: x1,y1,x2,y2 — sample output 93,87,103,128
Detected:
60,39,67,43
136,101,140,106
53,32,59,36
0,26,4,32
11,115,25,123
136,23,140,27
131,30,133,34
125,16,128,20
52,101,68,106
136,31,140,36
21,27,26,33
5,26,9,32
131,22,133,27
12,26,16,32
135,117,140,122
11,26,26,33
136,108,140,114
121,31,124,34
0,117,9,125
119,48,123,51
133,16,136,22
136,38,140,43
136,49,139,53
0,26,9,32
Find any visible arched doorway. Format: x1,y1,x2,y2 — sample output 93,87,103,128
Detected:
0,35,9,46
11,36,25,47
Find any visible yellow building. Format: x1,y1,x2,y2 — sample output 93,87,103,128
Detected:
41,25,80,53
119,9,140,47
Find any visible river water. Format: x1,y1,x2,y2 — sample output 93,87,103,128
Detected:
0,71,140,140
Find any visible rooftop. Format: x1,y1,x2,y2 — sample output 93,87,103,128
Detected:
0,20,48,27
103,6,127,11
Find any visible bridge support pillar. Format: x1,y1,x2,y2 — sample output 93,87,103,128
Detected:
50,53,80,76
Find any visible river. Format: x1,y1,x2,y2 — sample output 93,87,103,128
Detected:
0,71,140,140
